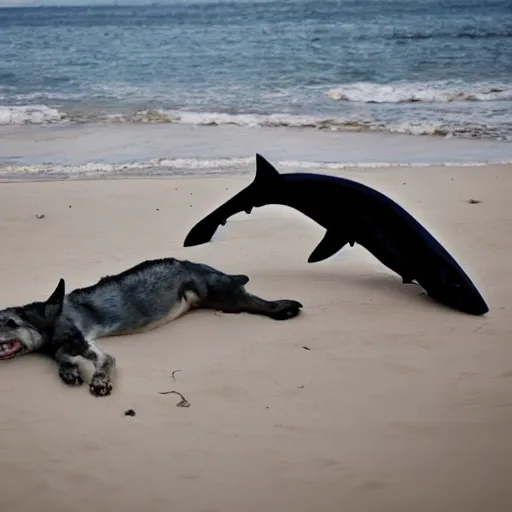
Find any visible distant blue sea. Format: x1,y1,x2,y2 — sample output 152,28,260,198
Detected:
1,0,511,140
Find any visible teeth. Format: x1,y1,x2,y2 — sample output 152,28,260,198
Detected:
0,341,17,356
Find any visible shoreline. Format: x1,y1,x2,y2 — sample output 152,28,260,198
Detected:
1,98,512,141
2,123,512,178
0,161,511,185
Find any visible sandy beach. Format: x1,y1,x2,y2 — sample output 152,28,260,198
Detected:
2,0,512,509
0,163,511,512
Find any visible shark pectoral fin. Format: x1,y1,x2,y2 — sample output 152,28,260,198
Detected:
307,229,353,263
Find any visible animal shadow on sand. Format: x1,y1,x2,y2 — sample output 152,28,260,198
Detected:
261,268,463,315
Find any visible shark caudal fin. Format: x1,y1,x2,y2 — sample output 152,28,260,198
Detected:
183,154,280,248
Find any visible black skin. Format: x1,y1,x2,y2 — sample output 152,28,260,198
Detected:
184,154,489,316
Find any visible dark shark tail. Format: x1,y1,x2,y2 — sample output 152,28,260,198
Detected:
183,154,280,247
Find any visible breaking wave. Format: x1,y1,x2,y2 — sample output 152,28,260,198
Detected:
108,110,359,129
0,105,67,125
1,103,511,141
326,81,512,104
0,157,254,179
2,156,512,181
108,109,512,140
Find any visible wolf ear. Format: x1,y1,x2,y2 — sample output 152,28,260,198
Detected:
44,278,65,323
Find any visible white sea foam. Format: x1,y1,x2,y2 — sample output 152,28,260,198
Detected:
0,157,255,178
0,105,67,125
2,102,512,140
109,110,348,129
111,109,511,140
326,81,512,103
1,156,512,181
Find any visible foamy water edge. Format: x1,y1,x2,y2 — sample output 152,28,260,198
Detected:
1,105,511,141
1,156,511,182
326,81,512,103
1,80,512,141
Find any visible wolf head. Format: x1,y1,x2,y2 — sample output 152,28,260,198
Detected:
0,279,65,359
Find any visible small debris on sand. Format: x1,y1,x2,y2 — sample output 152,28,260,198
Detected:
302,345,311,351
171,370,181,381
35,213,45,219
124,409,136,417
158,390,191,408
467,199,481,204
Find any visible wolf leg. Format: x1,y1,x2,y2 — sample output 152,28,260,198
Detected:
54,330,116,397
54,349,84,387
204,276,303,320
82,340,117,397
223,291,303,320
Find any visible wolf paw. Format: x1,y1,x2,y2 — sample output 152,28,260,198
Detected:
269,300,303,321
59,365,84,386
89,374,113,397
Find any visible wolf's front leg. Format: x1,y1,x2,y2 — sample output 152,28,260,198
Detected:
54,336,116,397
54,348,84,387
82,340,116,397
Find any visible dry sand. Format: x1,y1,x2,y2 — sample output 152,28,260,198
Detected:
0,165,511,512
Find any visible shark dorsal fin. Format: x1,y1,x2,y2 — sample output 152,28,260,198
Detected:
254,154,281,186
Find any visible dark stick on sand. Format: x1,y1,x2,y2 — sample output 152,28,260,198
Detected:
159,390,191,407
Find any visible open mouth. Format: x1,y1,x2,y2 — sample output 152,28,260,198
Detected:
0,340,23,359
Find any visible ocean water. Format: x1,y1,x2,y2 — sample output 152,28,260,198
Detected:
0,0,511,177
1,0,512,137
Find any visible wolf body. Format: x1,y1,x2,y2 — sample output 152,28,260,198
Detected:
0,257,302,397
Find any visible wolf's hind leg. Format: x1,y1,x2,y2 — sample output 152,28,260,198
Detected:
225,292,303,320
206,275,303,320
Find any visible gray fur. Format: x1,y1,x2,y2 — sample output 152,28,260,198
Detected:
0,257,302,397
